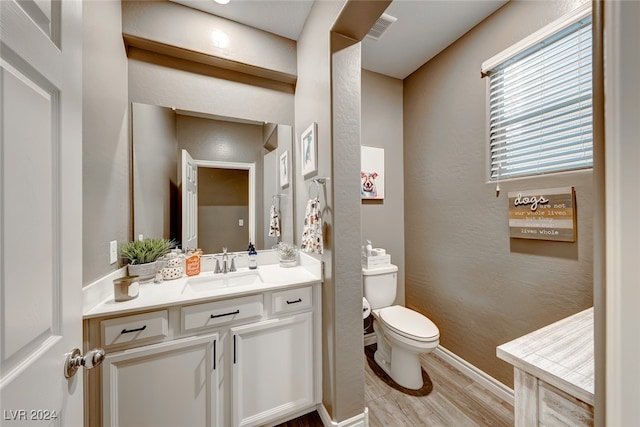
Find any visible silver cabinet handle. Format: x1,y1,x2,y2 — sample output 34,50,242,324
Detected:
64,347,105,379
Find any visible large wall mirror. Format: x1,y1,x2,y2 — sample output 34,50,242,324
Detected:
131,102,295,254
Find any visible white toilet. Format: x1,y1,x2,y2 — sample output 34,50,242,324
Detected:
363,264,440,390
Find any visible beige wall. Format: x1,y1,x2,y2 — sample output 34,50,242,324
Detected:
132,103,177,242
330,31,366,421
294,1,392,421
294,1,345,419
403,0,592,388
83,0,130,285
361,70,405,305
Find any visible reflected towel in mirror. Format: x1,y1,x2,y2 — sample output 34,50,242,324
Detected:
268,204,281,237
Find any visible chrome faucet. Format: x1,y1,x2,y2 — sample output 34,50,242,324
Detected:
211,255,222,274
212,248,237,274
229,254,237,272
220,248,228,273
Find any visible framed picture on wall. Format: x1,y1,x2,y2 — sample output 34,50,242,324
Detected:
361,146,385,200
301,122,318,178
279,150,289,188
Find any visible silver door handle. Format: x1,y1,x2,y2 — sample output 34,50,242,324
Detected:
64,347,105,379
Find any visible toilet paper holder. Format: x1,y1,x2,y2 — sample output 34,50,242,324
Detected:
362,297,371,319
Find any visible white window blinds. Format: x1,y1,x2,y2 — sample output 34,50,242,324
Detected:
484,13,592,180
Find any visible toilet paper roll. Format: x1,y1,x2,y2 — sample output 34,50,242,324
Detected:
373,248,386,256
362,297,371,319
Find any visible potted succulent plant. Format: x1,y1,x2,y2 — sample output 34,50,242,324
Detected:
121,238,174,282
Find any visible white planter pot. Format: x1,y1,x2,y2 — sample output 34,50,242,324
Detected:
127,261,158,283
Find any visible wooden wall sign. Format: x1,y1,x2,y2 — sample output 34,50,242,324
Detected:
508,187,576,242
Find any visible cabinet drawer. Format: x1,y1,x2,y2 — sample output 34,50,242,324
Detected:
272,286,312,315
101,310,169,349
182,294,263,332
538,382,593,427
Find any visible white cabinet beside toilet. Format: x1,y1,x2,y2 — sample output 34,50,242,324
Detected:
232,312,315,426
84,283,321,427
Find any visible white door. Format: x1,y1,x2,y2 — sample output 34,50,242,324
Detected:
1,0,84,426
181,149,198,251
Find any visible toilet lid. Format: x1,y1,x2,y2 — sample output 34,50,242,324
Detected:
379,306,439,341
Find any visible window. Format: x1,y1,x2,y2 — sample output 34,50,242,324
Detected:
482,5,592,180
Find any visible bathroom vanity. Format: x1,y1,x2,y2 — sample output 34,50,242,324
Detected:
83,253,322,427
498,308,594,427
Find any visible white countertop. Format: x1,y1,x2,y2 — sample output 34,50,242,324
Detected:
497,307,594,406
83,253,322,319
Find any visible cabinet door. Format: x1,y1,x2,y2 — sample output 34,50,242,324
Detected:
103,334,221,427
231,312,314,427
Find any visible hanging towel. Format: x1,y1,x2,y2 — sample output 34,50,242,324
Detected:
268,204,281,237
301,197,323,255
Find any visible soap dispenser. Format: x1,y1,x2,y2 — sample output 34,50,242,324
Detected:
247,242,258,269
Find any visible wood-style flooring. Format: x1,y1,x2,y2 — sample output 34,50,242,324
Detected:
276,348,514,427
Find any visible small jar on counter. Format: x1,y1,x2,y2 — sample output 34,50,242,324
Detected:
113,276,140,301
161,249,185,280
185,248,203,276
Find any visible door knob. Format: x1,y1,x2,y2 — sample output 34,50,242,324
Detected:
64,347,105,379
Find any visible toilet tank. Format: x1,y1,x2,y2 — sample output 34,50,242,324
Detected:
362,264,398,309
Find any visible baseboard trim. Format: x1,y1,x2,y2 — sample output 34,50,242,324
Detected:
434,345,514,405
318,404,368,427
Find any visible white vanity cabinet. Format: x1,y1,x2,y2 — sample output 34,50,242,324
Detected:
84,282,321,427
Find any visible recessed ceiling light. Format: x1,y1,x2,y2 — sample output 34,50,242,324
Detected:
214,0,230,5
211,30,229,49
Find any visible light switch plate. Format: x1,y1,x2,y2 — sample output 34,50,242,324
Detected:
239,219,244,227
109,240,117,265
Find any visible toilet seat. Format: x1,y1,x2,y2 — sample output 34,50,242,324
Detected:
378,305,439,342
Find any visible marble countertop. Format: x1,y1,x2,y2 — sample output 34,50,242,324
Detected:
497,307,594,405
83,252,322,319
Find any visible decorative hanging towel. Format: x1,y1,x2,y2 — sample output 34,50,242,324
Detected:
268,204,281,237
301,197,323,255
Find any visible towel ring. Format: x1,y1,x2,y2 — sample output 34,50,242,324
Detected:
272,194,284,208
308,181,321,199
307,177,329,199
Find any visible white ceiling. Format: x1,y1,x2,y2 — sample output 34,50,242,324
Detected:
170,0,508,80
